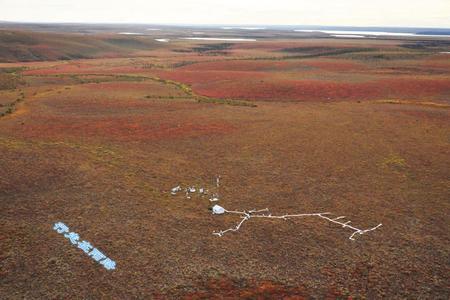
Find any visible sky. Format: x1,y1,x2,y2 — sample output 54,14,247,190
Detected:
0,0,449,28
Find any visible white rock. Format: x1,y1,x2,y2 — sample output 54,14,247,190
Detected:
212,205,225,215
171,186,181,195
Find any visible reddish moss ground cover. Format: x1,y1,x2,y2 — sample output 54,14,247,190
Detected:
157,70,446,102
175,59,367,72
15,115,234,142
158,62,450,101
1,32,449,299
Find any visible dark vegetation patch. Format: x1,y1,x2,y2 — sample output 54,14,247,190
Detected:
0,67,25,90
58,53,89,60
70,74,148,84
144,95,187,100
343,51,429,61
173,43,233,55
0,30,160,62
171,61,197,68
279,46,374,56
0,30,39,45
289,48,375,58
24,74,147,86
0,67,26,74
105,38,150,50
197,97,257,107
152,76,257,107
400,40,450,50
192,43,233,53
0,90,25,117
280,46,338,53
172,49,192,53
243,46,377,61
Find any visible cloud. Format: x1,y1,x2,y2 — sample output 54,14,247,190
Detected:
0,0,449,27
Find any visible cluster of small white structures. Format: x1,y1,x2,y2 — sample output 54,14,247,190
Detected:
171,176,220,202
171,177,382,241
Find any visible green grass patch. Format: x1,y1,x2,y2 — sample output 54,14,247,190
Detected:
197,97,257,107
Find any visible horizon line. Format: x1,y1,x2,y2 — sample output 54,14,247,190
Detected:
1,20,449,30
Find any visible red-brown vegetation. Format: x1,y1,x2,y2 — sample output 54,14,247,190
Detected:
1,29,449,299
167,76,448,102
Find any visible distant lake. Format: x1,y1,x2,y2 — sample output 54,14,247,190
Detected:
118,32,143,35
182,37,256,42
294,29,449,37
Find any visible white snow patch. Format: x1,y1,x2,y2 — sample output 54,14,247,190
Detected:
239,27,265,30
220,27,265,30
118,32,142,35
294,29,450,37
182,37,256,42
155,38,169,42
331,34,365,38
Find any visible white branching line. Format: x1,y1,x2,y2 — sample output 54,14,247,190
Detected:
213,208,382,240
171,176,382,240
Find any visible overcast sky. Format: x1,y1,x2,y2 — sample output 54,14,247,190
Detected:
0,0,449,28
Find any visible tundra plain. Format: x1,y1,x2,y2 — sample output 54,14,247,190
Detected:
0,26,449,298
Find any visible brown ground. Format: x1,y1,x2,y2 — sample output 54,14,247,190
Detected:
0,29,449,299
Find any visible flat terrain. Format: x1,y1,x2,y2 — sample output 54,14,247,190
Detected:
0,26,449,299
